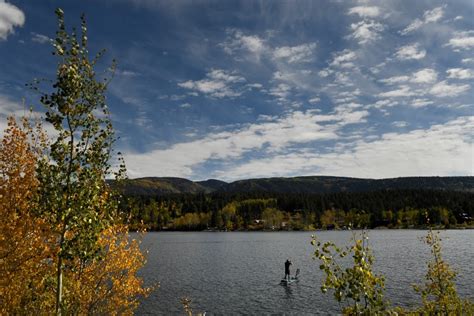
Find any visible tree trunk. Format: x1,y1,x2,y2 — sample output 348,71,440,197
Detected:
56,231,65,316
56,255,63,315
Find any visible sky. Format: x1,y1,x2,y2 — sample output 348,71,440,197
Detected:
0,0,473,181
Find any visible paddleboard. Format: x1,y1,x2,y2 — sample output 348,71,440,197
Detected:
280,269,300,285
280,277,298,285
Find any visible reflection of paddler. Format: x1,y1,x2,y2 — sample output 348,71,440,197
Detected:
284,259,292,281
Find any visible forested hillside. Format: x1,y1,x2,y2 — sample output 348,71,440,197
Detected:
118,176,474,195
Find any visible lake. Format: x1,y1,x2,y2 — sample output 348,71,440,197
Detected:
136,230,474,315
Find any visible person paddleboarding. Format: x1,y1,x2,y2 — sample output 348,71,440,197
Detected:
284,259,292,281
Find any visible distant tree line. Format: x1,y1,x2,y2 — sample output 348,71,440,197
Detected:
120,189,474,230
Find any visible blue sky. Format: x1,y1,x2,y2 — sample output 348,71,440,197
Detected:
0,0,473,180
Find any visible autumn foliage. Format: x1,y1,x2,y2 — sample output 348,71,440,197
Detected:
413,228,474,314
0,117,150,314
0,117,55,314
63,225,150,314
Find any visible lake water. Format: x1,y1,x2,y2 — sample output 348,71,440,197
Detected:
136,230,474,315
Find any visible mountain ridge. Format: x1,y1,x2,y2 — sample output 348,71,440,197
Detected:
117,176,474,196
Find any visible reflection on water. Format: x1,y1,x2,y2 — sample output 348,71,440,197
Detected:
136,230,474,315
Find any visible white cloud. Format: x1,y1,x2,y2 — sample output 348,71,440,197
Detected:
395,43,426,60
0,0,25,40
0,94,57,138
339,89,361,98
272,71,291,81
446,31,474,50
309,97,320,104
411,68,437,83
401,19,423,35
412,98,434,107
0,93,24,117
392,121,408,128
400,6,445,35
273,43,317,63
220,29,266,59
319,69,331,77
246,83,263,89
372,99,398,109
178,69,246,98
380,69,437,86
380,75,409,85
334,102,364,114
116,69,139,77
269,83,292,101
429,81,470,97
423,6,445,23
379,85,415,98
123,109,369,178
334,72,353,86
462,58,474,63
31,32,50,44
180,103,192,108
446,68,474,79
133,110,152,128
239,35,265,54
348,6,380,18
330,49,357,68
268,67,318,104
349,20,384,44
216,117,473,180
335,97,356,104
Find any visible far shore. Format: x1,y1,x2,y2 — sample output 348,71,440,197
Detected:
130,225,474,233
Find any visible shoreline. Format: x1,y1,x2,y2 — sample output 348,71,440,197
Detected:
130,226,474,233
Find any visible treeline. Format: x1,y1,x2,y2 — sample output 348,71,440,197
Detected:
120,189,474,230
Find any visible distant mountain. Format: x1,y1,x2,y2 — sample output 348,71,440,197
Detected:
221,176,474,193
119,177,211,195
118,176,474,196
196,179,228,191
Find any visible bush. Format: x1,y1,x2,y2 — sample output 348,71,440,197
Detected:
312,227,474,315
312,230,389,314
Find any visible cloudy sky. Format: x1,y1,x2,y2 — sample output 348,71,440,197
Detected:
0,0,473,180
